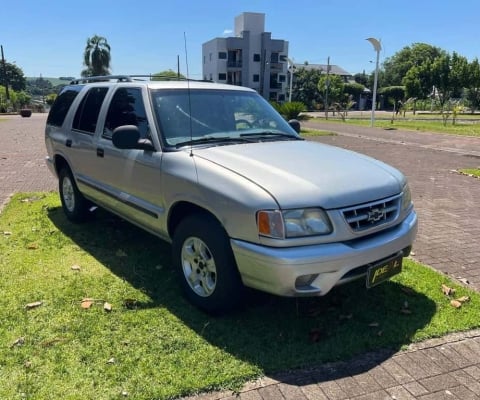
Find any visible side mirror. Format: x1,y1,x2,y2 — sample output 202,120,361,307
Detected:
112,125,155,151
288,119,301,134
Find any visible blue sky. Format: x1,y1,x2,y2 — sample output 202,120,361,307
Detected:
3,0,480,79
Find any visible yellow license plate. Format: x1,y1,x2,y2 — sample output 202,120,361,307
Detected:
366,253,403,288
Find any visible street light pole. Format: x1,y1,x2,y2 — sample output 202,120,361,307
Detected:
287,57,295,102
366,38,381,127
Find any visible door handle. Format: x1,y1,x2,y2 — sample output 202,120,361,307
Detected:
97,148,104,157
66,139,72,147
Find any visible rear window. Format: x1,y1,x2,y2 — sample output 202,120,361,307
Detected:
46,86,82,127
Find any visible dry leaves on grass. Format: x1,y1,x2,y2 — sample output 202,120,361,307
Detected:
441,284,456,296
80,298,113,312
71,265,81,271
26,243,39,250
450,296,470,309
25,301,43,310
11,337,25,348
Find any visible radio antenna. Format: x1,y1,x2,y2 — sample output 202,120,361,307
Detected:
184,32,194,157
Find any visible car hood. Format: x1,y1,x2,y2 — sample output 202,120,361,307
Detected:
195,140,405,209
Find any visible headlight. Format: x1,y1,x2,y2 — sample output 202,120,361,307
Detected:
401,183,412,211
257,208,332,239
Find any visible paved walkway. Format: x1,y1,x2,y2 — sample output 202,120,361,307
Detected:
1,114,480,399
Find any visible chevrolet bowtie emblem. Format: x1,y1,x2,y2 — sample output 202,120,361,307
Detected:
367,208,386,223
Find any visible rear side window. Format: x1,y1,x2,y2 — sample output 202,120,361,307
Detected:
46,86,82,127
72,87,108,134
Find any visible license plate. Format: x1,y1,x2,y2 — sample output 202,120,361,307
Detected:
366,253,403,288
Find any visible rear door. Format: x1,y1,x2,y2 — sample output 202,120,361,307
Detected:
65,86,110,204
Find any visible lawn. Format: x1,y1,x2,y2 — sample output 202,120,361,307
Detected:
310,113,480,137
459,168,480,178
1,193,479,399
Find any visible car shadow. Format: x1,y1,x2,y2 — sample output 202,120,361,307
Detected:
48,206,436,381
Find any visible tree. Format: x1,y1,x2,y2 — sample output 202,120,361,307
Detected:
0,62,26,91
430,53,455,107
465,58,480,113
403,62,433,101
291,67,323,109
26,77,53,96
344,82,365,107
353,72,368,86
383,43,444,86
152,69,186,80
318,74,344,107
81,35,111,77
379,86,405,104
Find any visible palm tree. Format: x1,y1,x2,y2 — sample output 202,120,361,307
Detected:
81,35,111,77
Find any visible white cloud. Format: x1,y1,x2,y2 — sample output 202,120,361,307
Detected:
222,29,233,36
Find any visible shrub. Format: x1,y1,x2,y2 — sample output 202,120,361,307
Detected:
272,101,306,120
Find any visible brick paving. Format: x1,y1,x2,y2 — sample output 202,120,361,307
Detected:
1,113,480,399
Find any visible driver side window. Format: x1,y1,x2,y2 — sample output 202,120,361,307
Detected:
103,88,149,139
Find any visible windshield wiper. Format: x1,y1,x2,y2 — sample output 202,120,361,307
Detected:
175,136,252,148
240,131,303,140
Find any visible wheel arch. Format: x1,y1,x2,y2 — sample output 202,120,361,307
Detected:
53,154,71,176
167,201,225,239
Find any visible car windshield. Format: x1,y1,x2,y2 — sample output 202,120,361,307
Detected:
150,89,299,147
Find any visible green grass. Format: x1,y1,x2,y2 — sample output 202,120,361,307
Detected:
300,128,336,136
1,193,480,399
459,168,480,178
312,114,480,137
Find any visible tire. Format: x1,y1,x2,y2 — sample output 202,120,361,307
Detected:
172,214,244,314
58,167,89,223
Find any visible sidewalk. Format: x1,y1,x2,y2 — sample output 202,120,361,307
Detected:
1,114,480,399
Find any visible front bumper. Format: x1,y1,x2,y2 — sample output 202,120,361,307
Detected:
231,210,417,296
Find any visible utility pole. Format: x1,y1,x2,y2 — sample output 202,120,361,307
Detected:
1,45,10,101
324,56,330,120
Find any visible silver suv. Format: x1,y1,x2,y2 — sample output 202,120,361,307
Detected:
45,75,417,313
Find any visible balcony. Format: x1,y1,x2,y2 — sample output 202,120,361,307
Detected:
227,60,242,68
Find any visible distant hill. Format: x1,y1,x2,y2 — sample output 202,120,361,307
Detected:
26,77,75,86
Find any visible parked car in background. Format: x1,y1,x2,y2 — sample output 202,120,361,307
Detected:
45,75,417,313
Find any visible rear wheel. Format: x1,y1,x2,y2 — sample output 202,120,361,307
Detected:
172,214,244,314
59,167,89,222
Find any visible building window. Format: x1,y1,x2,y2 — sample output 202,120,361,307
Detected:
253,53,261,62
280,55,287,62
270,53,279,63
218,73,226,81
218,52,227,59
209,53,212,61
278,94,285,102
253,74,259,82
269,92,277,101
278,75,286,82
209,73,213,81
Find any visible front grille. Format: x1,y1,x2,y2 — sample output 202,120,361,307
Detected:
342,195,400,232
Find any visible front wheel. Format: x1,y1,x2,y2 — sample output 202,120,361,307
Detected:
172,214,244,314
59,167,89,222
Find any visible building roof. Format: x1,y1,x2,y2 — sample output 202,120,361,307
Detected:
294,63,352,77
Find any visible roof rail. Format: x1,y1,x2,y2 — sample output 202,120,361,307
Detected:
69,74,197,85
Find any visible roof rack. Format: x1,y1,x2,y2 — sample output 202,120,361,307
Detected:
69,74,199,85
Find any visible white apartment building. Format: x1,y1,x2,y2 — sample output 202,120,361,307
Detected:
202,12,289,101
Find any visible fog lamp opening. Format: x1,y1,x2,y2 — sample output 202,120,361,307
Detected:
295,274,318,289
